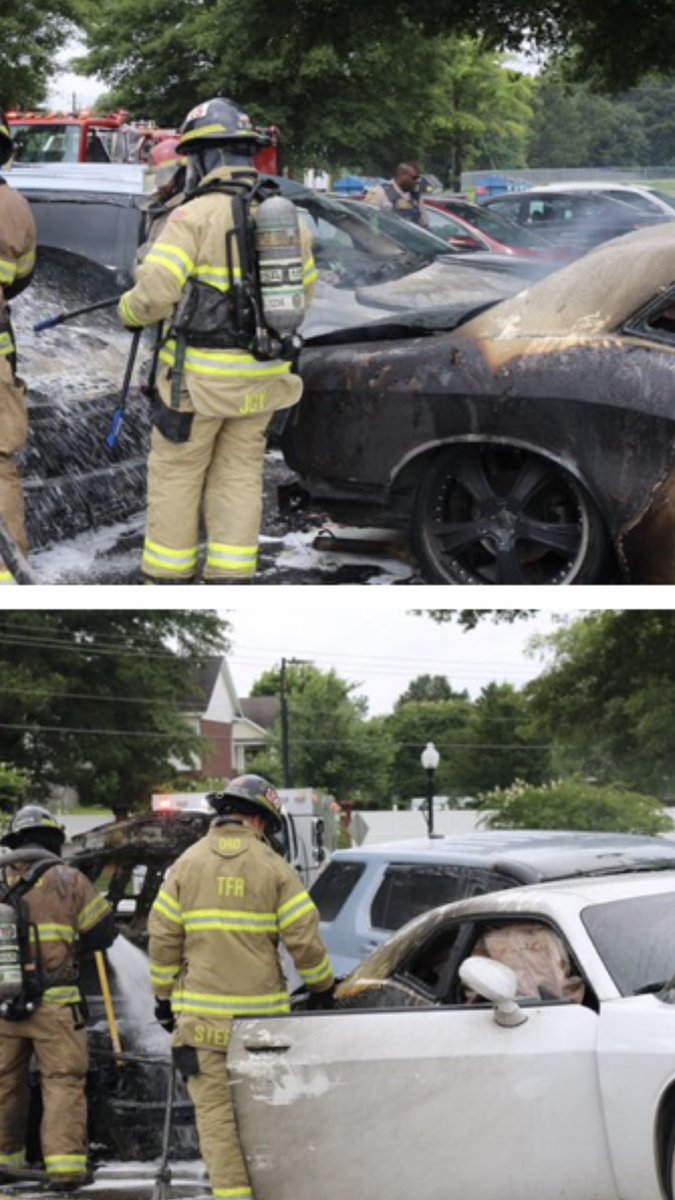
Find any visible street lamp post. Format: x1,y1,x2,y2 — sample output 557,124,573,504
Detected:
420,741,440,838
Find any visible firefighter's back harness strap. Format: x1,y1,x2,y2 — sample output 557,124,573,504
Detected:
168,174,280,409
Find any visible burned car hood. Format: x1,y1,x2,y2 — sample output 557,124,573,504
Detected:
355,257,531,312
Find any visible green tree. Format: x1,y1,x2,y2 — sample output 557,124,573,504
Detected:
395,674,468,707
426,39,533,189
528,62,649,167
479,777,671,835
524,611,675,796
0,762,31,822
452,682,550,797
0,0,76,108
383,697,473,803
625,72,675,165
416,610,537,629
0,611,230,819
249,663,393,804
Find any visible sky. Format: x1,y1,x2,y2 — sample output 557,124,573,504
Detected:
223,598,564,716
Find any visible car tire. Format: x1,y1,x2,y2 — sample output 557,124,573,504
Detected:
411,442,613,585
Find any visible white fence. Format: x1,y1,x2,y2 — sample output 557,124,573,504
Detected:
351,808,675,845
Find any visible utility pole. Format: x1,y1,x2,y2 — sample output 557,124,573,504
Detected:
280,656,311,788
281,657,291,787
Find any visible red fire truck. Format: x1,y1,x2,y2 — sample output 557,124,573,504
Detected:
7,110,281,173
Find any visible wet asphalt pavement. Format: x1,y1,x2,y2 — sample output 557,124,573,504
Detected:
1,1161,209,1200
30,451,424,586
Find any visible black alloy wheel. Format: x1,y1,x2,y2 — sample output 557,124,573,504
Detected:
412,442,612,585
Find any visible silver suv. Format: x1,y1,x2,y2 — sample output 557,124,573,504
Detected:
310,829,675,976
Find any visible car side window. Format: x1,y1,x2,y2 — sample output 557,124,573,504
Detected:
370,864,464,932
310,860,366,922
465,869,523,897
453,918,591,1008
492,198,522,221
606,189,655,214
627,292,675,343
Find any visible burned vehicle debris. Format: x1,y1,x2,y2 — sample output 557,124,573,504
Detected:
286,221,675,584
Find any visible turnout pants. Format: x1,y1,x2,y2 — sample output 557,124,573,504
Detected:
187,1046,252,1200
0,1004,89,1184
0,359,29,584
143,406,272,583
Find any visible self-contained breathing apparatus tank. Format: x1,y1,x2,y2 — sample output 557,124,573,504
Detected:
0,899,23,1010
253,194,306,339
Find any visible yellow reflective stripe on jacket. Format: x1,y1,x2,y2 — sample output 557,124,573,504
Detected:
150,961,181,986
44,1154,88,1175
303,255,317,285
297,954,334,986
213,1189,252,1199
158,340,291,379
172,990,290,1017
142,539,198,576
193,263,242,291
277,890,315,931
0,123,10,140
78,892,111,931
0,330,13,357
152,887,183,924
0,569,16,584
43,985,81,1005
118,293,145,328
182,908,277,934
145,240,194,285
30,923,75,944
16,248,35,278
206,543,257,574
0,256,16,285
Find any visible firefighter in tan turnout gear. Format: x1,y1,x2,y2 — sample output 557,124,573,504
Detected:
117,97,317,583
0,111,37,584
148,775,335,1200
0,805,116,1192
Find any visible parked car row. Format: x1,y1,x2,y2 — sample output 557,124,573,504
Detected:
482,186,667,250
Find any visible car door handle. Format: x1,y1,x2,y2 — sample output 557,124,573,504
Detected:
242,1039,291,1054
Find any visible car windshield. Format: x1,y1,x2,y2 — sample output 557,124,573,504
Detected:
338,199,462,256
11,123,81,163
435,200,553,249
581,893,675,996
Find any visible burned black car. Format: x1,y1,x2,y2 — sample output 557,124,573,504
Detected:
8,166,539,568
286,221,675,585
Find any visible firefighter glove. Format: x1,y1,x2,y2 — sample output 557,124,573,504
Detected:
155,997,175,1032
306,984,336,1011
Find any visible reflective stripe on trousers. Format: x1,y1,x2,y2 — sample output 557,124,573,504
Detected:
145,409,271,581
187,1046,252,1198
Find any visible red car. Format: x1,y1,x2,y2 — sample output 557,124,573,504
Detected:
423,196,576,262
